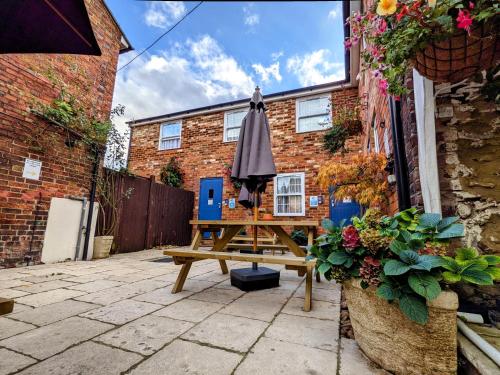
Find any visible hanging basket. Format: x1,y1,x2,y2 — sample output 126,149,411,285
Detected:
414,20,499,83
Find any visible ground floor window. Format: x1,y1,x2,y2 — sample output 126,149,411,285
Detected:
273,172,305,216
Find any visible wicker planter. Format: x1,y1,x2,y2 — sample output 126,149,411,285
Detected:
345,120,363,136
414,20,499,83
344,279,459,375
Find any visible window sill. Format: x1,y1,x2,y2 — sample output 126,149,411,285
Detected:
273,213,305,217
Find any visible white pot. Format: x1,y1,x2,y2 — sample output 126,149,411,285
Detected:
93,236,114,259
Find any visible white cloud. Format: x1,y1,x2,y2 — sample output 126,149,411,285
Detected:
243,3,260,27
271,51,284,61
144,1,186,29
328,3,341,20
252,62,282,83
286,49,345,86
112,35,256,134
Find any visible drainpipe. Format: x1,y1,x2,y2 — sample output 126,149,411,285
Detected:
82,145,101,261
68,196,87,261
389,97,411,210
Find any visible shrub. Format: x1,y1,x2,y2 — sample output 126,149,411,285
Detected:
160,157,184,188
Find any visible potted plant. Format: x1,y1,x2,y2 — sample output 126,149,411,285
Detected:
345,0,499,96
308,208,499,374
323,99,363,154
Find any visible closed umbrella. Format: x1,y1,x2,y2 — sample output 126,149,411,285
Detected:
0,0,101,55
230,87,279,290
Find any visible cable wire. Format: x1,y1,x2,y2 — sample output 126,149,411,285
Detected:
117,1,204,72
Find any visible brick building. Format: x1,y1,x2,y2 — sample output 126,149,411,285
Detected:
0,0,131,267
128,83,361,226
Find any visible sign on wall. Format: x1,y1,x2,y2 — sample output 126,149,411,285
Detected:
309,196,318,208
22,158,42,180
229,198,236,209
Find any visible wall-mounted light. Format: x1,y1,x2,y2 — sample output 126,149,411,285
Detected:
380,121,386,129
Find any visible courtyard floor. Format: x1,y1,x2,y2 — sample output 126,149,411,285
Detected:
0,249,386,375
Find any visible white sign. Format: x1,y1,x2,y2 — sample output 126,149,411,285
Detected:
23,158,42,180
309,196,318,208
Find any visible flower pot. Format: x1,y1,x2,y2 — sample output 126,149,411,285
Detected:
344,279,459,375
93,236,114,259
344,119,363,136
262,213,273,221
415,20,499,83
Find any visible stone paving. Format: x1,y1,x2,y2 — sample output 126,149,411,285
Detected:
0,249,387,375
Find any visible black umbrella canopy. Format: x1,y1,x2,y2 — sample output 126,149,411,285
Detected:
231,87,277,208
0,0,101,55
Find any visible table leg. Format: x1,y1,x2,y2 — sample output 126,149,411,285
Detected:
212,225,243,251
190,229,202,250
269,225,306,257
304,263,313,312
172,261,192,293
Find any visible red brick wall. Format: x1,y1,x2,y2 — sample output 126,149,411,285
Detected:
0,0,123,267
128,88,361,228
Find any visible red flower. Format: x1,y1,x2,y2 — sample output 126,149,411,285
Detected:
342,225,361,250
457,9,473,34
359,256,382,287
396,5,409,22
469,1,475,9
378,79,389,96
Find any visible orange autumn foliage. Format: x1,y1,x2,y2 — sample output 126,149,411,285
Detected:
317,153,388,207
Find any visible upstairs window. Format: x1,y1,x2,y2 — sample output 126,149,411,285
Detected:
159,122,182,150
296,96,331,133
274,172,305,216
224,110,246,142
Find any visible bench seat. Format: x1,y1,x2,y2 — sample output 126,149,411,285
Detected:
163,249,316,311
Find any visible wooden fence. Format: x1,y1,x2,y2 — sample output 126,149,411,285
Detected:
98,170,194,253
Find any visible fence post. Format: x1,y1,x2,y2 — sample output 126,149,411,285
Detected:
144,175,155,249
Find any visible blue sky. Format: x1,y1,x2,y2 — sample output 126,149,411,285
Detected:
106,1,346,128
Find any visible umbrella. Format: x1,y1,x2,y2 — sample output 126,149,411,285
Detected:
0,0,101,55
231,87,276,269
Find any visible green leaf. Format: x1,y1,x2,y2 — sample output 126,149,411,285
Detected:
483,255,500,266
344,257,354,268
317,262,331,275
327,252,351,265
408,274,441,300
376,283,397,300
384,260,411,276
485,266,500,281
399,210,412,222
321,218,335,232
442,271,462,283
437,216,459,231
419,213,441,228
461,269,493,285
389,240,409,255
435,224,464,239
411,255,443,271
455,247,479,261
400,250,420,265
399,294,428,324
400,230,412,243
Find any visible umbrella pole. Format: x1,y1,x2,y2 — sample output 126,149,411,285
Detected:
252,191,258,270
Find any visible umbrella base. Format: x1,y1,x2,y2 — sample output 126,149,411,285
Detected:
230,267,280,291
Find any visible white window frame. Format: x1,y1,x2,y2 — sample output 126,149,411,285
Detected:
295,94,331,134
223,109,246,143
373,123,380,153
273,172,306,216
158,121,182,150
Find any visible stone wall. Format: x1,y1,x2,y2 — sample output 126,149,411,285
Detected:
128,87,361,224
0,0,124,267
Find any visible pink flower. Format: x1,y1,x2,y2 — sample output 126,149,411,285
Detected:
377,18,387,34
342,225,361,250
396,4,409,21
469,1,474,9
344,39,353,50
378,79,389,96
457,9,473,34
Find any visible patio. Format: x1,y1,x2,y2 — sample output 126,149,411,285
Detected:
0,249,386,375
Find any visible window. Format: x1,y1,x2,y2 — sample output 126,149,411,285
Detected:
159,122,181,150
383,128,391,155
296,96,330,133
274,172,305,216
224,110,246,142
373,123,380,153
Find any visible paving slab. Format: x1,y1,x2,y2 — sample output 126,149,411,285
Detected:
153,298,223,323
0,348,37,375
235,337,334,375
221,292,288,322
19,274,68,283
133,288,194,305
14,288,86,307
282,297,340,321
266,313,339,351
0,316,113,359
0,289,30,299
339,338,389,374
128,339,242,375
191,270,230,282
9,303,33,314
294,283,341,303
182,313,268,353
62,274,111,283
17,341,142,375
79,299,161,325
188,287,244,305
0,317,36,340
13,280,76,294
95,315,193,355
0,272,30,281
0,279,33,289
67,279,124,293
183,279,217,292
8,300,99,326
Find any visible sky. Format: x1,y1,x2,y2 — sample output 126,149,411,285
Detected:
106,1,346,132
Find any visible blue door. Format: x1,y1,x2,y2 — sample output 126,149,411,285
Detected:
329,193,361,227
199,178,223,239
